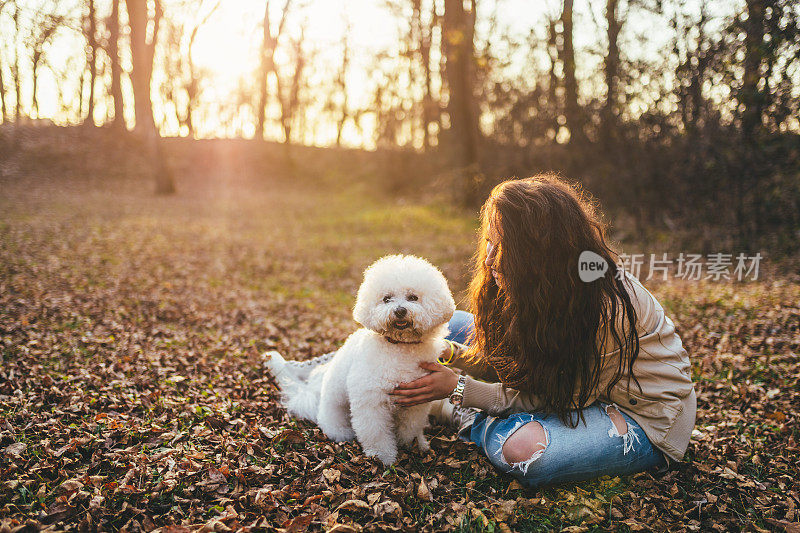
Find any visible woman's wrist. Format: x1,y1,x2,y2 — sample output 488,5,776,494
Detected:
448,374,467,406
439,340,457,364
434,367,460,401
446,370,460,394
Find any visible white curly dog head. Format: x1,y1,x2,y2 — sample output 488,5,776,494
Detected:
352,255,456,343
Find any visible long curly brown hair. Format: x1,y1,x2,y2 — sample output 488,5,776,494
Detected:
467,174,640,426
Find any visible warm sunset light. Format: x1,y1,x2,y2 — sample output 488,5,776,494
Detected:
2,0,799,530
7,0,787,149
174,0,403,143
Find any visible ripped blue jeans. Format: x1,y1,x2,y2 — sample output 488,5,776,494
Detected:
467,406,665,488
448,310,666,488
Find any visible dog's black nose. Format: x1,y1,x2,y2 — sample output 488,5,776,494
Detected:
394,307,407,318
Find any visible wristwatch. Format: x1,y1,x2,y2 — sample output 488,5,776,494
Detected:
449,375,467,406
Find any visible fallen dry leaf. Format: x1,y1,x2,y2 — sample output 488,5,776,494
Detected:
282,514,314,533
323,468,341,484
416,478,432,502
4,442,26,457
336,500,372,512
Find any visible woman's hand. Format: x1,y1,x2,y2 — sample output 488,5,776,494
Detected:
391,362,460,407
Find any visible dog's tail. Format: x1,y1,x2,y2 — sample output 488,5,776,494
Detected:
263,350,295,390
263,350,321,423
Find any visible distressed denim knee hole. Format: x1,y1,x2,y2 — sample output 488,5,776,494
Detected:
604,403,639,455
605,405,628,435
499,421,548,474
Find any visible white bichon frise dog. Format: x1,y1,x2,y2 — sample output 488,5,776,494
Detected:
265,254,455,465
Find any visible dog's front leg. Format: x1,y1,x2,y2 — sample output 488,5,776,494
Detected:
317,362,356,442
396,403,432,452
350,393,397,465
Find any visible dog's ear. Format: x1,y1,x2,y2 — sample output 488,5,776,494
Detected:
430,279,456,326
352,290,367,327
352,266,377,329
352,300,367,328
353,255,399,330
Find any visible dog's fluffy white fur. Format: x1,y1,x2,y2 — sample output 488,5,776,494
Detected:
265,254,455,465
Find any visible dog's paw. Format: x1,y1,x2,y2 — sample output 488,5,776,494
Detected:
364,447,397,466
398,434,415,447
416,436,431,453
323,426,355,442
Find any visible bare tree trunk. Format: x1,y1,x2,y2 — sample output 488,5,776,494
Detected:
671,19,691,132
547,19,559,137
185,34,199,136
282,27,306,144
108,0,125,130
412,0,436,150
84,0,98,125
255,1,292,141
32,61,40,117
442,0,479,180
127,0,156,132
185,33,201,136
335,24,349,147
687,16,708,135
602,0,620,140
437,7,447,140
0,1,6,122
13,4,21,121
127,0,175,194
77,67,86,119
255,2,271,140
185,77,196,137
742,0,764,140
0,49,6,123
738,0,768,243
560,0,584,144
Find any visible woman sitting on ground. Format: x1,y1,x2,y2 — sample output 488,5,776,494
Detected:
392,174,696,488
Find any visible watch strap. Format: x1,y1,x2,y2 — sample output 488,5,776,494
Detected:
449,375,467,406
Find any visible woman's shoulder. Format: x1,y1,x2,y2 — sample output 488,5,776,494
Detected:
598,271,664,354
621,271,664,337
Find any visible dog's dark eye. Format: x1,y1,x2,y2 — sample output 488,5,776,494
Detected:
382,295,392,303
407,294,418,301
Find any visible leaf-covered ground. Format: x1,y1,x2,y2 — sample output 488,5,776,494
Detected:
1,160,799,532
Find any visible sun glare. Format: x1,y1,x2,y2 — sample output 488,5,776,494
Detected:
186,0,400,143
4,0,762,147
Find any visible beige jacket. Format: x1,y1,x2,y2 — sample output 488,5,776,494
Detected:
450,272,696,462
